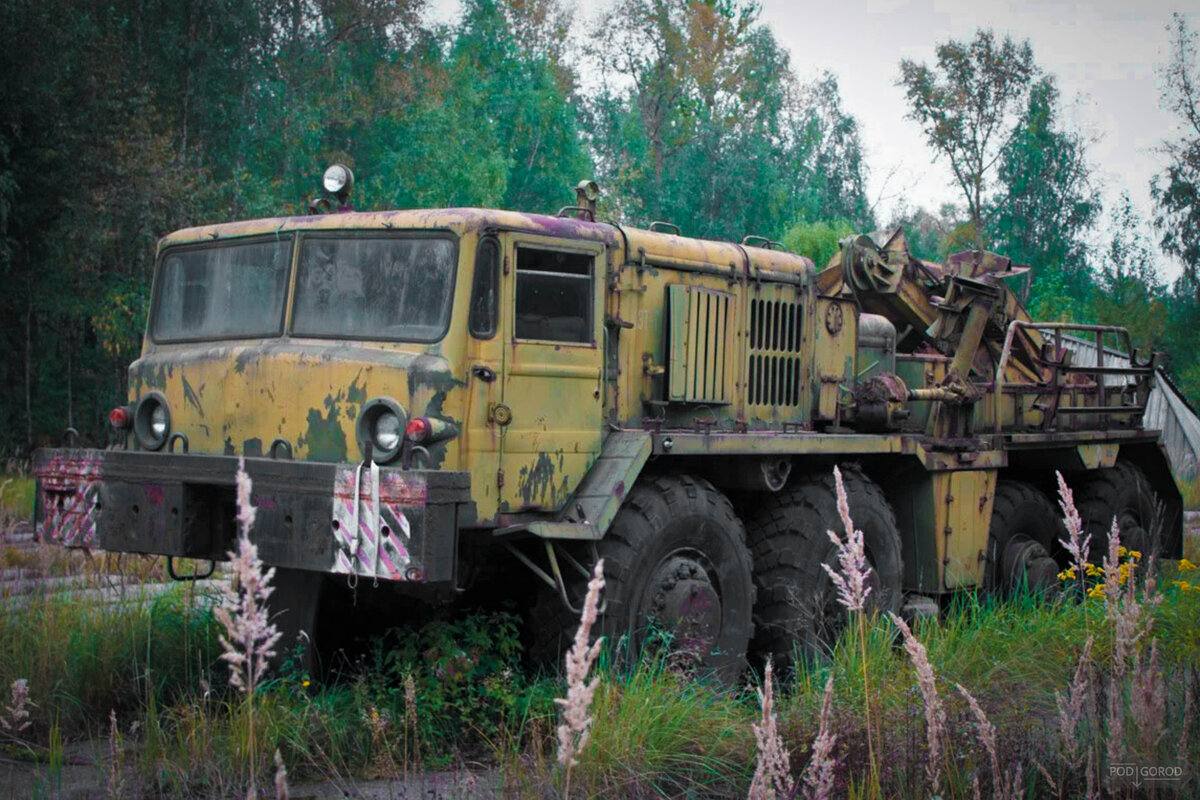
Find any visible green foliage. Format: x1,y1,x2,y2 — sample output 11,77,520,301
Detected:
989,75,1099,302
587,0,872,240
571,659,752,796
368,611,544,751
1087,193,1168,353
0,474,34,519
0,585,223,732
782,219,854,268
1027,267,1093,324
3,576,1199,794
898,29,1036,236
1154,13,1200,292
885,202,961,261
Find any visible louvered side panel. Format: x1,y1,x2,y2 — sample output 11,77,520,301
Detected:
667,285,732,404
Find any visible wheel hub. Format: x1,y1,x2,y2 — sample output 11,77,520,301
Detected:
1001,535,1059,593
647,555,722,650
1117,511,1150,554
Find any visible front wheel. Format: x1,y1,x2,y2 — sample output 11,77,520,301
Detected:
597,474,755,682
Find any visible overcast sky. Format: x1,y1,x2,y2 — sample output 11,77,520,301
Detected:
758,1,1190,233
430,0,1195,276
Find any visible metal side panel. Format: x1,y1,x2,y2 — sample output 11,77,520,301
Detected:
667,284,733,404
524,430,653,540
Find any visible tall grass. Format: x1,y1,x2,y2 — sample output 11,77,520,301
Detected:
2,474,1198,796
2,578,1197,796
0,472,35,521
0,585,223,733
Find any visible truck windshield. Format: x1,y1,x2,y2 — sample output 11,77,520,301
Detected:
291,236,456,341
152,238,292,342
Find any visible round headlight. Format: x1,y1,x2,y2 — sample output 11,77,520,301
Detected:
372,412,402,452
150,404,169,438
356,398,407,464
134,393,171,451
323,163,354,195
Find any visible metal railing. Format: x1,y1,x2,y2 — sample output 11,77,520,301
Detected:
993,322,1156,433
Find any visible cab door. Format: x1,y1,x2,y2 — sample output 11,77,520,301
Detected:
497,234,605,512
463,232,506,523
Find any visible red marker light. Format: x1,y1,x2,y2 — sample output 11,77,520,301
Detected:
406,417,431,443
108,407,131,429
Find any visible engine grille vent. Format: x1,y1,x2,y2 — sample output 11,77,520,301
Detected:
748,297,804,407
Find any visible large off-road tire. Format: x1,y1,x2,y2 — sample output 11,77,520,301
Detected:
597,474,755,683
984,481,1064,594
745,465,902,671
1075,462,1163,557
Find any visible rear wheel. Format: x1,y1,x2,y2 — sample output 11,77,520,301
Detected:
985,481,1064,594
1076,462,1163,557
746,465,902,671
597,474,755,682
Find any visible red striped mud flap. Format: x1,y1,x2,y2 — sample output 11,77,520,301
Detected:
331,463,427,583
32,451,102,548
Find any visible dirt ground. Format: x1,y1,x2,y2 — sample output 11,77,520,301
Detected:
1,745,502,799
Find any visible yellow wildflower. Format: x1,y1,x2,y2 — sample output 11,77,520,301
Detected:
1087,584,1107,599
1085,563,1102,578
1172,580,1193,592
1179,558,1197,572
1118,546,1128,557
1128,550,1142,560
1058,567,1078,581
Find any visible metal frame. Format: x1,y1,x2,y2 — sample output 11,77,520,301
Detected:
993,322,1156,434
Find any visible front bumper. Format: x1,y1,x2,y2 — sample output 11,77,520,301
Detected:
32,449,471,584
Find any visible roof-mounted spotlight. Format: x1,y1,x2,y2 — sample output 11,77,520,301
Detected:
308,163,355,214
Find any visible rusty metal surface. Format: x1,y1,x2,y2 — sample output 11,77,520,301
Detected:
1062,334,1200,480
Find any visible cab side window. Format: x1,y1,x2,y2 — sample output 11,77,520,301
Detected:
468,236,500,339
514,247,593,343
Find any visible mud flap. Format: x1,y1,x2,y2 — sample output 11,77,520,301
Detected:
33,451,102,548
331,464,426,583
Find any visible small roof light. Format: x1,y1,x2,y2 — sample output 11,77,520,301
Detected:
322,163,354,197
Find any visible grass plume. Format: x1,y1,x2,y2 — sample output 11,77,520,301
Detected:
890,612,945,794
555,558,605,796
0,677,32,743
213,456,281,798
1056,470,1091,598
800,675,837,800
823,465,878,794
748,659,793,799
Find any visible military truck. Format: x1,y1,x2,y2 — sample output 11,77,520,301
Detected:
33,168,1182,677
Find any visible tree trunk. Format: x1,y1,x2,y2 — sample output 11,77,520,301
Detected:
66,325,73,431
25,298,33,452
